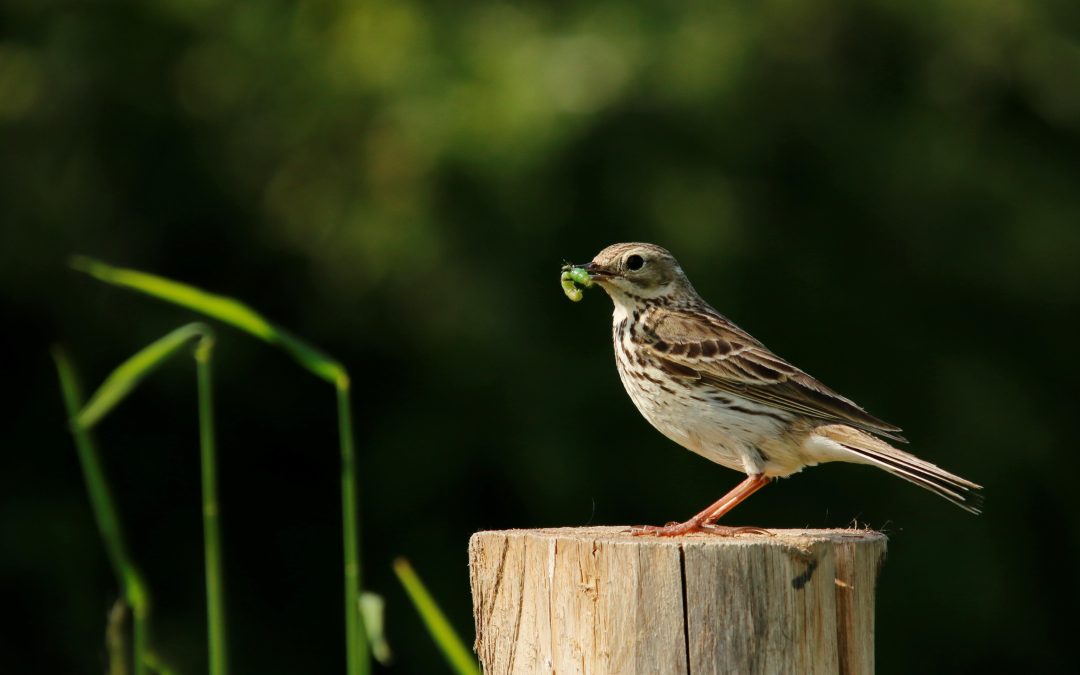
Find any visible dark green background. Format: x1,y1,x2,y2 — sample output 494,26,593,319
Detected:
3,0,1078,672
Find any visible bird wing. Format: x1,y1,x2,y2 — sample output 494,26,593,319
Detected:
643,307,906,442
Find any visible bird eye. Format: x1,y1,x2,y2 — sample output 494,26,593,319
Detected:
626,254,645,271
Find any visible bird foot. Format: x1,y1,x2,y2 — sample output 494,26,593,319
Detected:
628,521,770,537
700,524,771,536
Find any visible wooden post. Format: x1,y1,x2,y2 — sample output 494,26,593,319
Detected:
469,527,886,675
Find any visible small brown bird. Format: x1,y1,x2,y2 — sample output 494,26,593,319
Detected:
568,242,981,536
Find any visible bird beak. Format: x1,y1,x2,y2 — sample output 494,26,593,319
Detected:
563,261,614,280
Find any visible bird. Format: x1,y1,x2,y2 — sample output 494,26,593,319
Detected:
566,242,982,536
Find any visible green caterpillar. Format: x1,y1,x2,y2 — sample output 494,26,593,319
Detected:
560,266,593,302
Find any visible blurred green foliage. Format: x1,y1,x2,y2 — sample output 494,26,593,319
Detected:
3,0,1079,672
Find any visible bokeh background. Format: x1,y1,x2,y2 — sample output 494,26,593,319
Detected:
3,0,1079,672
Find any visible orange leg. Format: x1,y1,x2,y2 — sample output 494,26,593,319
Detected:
632,474,772,537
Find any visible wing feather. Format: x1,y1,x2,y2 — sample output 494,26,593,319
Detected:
645,307,906,442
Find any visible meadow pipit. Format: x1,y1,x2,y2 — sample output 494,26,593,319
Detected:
565,243,982,536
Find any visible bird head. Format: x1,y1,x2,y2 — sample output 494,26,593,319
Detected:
569,242,694,305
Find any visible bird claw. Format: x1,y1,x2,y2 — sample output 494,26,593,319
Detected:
626,522,771,538
629,523,698,537
699,524,772,536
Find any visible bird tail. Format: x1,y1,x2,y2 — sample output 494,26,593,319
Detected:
815,425,984,514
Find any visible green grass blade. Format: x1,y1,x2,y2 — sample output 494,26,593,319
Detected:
73,257,366,675
53,347,152,675
143,651,178,675
77,323,211,429
132,612,150,675
338,382,368,675
393,558,480,675
195,339,228,675
70,256,344,384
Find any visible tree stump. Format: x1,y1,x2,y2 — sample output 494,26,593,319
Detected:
468,527,886,675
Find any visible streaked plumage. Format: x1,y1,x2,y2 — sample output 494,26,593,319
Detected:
572,242,981,535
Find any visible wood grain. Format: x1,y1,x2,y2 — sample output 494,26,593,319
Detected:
469,527,886,675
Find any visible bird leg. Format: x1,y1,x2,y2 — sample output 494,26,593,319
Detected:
632,475,772,537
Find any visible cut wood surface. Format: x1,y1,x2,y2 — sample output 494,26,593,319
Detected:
469,527,886,675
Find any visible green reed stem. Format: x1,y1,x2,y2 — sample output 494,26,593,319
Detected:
52,347,151,675
338,378,368,675
195,338,228,675
393,558,480,675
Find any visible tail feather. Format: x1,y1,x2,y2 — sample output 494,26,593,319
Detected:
817,425,983,514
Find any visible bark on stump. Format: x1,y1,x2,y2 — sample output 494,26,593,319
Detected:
469,527,886,675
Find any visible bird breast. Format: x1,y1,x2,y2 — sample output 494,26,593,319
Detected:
610,305,802,476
